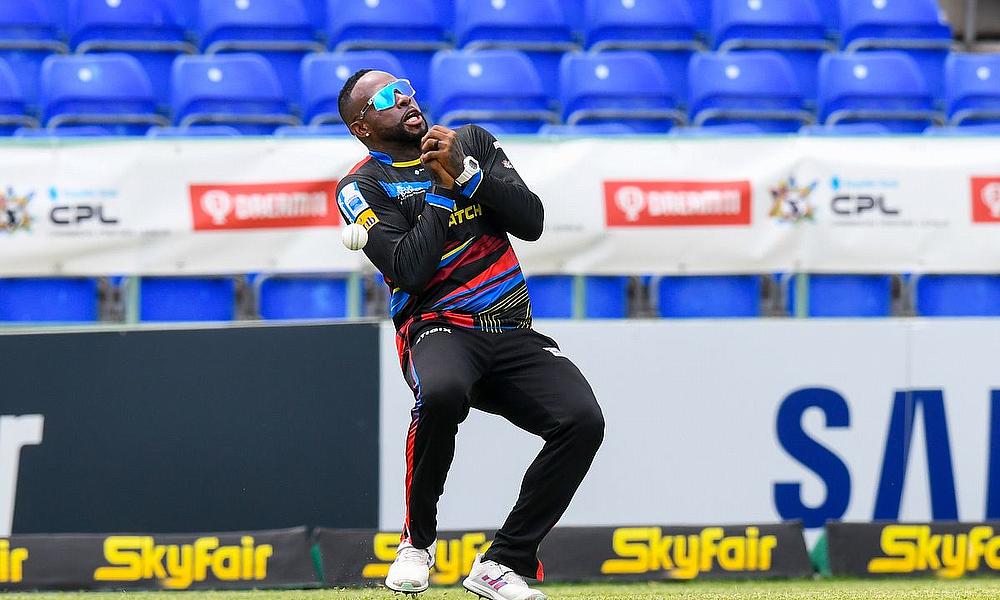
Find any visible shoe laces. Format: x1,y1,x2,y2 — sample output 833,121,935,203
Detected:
398,545,431,566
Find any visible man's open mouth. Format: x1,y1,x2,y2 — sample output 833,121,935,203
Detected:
403,109,423,127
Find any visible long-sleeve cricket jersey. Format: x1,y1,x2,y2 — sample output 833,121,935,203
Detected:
335,125,543,336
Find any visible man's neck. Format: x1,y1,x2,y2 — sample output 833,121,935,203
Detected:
368,142,421,164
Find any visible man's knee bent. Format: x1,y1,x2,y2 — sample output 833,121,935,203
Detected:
564,402,605,449
416,377,471,422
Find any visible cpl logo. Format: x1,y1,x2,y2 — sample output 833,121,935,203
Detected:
201,190,234,226
614,186,645,222
769,177,817,224
0,187,35,234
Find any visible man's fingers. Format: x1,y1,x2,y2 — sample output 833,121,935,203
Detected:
420,150,449,163
420,137,444,152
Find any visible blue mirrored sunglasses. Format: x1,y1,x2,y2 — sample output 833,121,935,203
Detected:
357,79,416,121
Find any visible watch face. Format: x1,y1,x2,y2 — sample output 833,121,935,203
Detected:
466,156,479,170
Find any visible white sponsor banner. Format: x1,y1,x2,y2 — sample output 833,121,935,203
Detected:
379,320,1000,538
1,137,999,275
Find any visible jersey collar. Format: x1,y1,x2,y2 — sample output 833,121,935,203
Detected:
370,150,422,168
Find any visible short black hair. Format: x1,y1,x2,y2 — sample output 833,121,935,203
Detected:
338,68,373,124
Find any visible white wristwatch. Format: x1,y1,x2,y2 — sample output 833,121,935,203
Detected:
455,155,481,185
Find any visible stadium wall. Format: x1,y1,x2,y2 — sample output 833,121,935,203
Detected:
0,322,381,536
380,320,1000,540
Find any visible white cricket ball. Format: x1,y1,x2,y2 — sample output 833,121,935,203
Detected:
341,222,369,251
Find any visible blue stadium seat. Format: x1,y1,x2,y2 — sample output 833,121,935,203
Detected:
688,51,813,132
526,275,628,318
171,53,299,135
559,0,584,36
14,124,108,136
301,50,404,125
584,275,628,318
799,122,891,135
325,0,448,96
198,0,323,105
273,124,349,136
538,122,636,136
301,0,327,33
915,275,1000,317
139,277,236,321
559,51,684,133
946,53,1000,127
711,0,834,102
785,274,893,317
813,0,839,35
40,54,168,135
146,125,242,137
924,123,1000,136
690,0,712,38
455,0,577,102
0,0,69,110
839,0,952,101
172,0,197,30
257,275,350,319
69,0,195,110
658,275,761,318
583,0,702,105
0,277,99,322
42,0,70,37
527,275,573,318
0,58,36,134
429,50,557,133
669,122,765,136
818,52,943,133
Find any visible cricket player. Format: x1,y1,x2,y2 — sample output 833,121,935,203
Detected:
335,69,604,600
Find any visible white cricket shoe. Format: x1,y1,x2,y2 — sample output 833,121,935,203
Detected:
385,540,435,594
462,554,547,600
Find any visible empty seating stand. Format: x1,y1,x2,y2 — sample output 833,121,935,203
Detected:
0,277,99,322
785,274,894,317
256,275,350,320
139,276,236,321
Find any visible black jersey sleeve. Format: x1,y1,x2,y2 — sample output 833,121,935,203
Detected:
336,174,457,294
458,125,544,242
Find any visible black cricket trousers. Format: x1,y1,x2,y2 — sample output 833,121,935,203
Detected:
397,323,604,579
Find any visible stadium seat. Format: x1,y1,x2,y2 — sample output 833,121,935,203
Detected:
657,275,761,318
0,58,36,135
559,0,584,37
839,0,953,101
669,122,765,136
0,0,69,110
172,0,197,30
813,0,839,35
139,277,236,321
273,124,349,136
69,0,195,110
584,275,629,318
40,54,168,135
455,0,577,102
257,275,350,319
526,275,628,318
688,51,813,133
325,0,448,96
915,274,1000,317
146,125,242,137
559,51,684,133
945,53,1000,126
14,124,109,136
429,50,558,133
798,122,892,135
301,50,404,125
198,0,323,105
924,123,1000,136
818,52,943,133
690,0,712,38
526,275,573,318
42,0,70,37
301,0,327,33
785,274,893,317
711,0,834,102
538,122,636,136
583,0,702,105
171,54,299,135
0,277,99,322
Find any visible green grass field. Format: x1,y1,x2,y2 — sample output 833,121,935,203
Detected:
6,580,1000,600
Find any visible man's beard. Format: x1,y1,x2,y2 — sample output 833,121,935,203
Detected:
381,119,428,145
